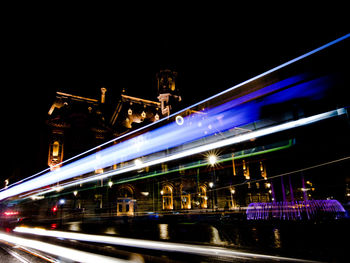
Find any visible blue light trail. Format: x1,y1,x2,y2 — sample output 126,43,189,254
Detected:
1,34,349,201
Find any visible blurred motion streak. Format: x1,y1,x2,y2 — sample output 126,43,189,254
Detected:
0,232,131,263
21,107,348,199
13,226,321,262
0,34,349,201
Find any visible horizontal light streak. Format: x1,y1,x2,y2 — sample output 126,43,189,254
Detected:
6,34,349,193
1,246,31,263
1,75,310,200
27,108,346,198
13,226,320,262
30,140,293,198
0,232,130,263
113,140,293,185
2,35,349,201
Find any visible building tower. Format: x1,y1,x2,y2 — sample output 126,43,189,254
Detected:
156,69,181,116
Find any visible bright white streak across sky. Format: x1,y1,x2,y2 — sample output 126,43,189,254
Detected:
23,108,347,199
1,34,349,201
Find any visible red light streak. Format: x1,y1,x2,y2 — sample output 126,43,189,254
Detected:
4,211,19,216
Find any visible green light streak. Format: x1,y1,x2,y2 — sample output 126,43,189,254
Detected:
15,140,293,203
115,139,293,185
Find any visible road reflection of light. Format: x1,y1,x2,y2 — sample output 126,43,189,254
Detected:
210,226,225,245
0,232,130,263
14,226,321,262
158,224,169,240
104,227,117,235
67,221,81,232
273,228,281,248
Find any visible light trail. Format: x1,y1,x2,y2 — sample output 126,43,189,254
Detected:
25,107,347,199
0,74,314,201
1,34,349,201
24,140,292,198
210,155,350,194
4,33,349,192
1,246,31,263
0,232,131,263
13,33,346,187
13,226,321,262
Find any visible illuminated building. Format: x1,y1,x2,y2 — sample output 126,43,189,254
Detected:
43,70,305,216
45,69,272,215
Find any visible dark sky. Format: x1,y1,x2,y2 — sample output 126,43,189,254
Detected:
2,7,348,181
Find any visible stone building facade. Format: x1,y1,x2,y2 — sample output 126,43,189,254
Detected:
45,70,274,217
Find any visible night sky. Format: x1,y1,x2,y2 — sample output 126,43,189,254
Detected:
2,7,348,182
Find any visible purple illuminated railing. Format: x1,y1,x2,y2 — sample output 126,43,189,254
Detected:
246,200,346,220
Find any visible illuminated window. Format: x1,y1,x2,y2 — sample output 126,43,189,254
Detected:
260,161,267,179
48,140,63,170
117,185,135,216
243,160,250,179
52,141,60,157
161,185,173,210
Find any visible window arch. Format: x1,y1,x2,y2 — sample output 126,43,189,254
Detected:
161,185,173,210
117,184,135,216
117,185,134,198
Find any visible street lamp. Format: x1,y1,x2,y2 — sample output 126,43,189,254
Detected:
208,155,217,166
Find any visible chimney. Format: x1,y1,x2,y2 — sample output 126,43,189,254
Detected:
101,87,107,103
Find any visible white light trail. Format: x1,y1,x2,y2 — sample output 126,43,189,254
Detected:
1,34,348,202
25,107,346,198
13,226,321,262
1,246,31,263
5,34,349,196
0,232,130,263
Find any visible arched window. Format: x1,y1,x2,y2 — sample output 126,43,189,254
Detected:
117,185,135,216
161,185,173,210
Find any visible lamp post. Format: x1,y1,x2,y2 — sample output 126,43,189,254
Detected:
108,181,113,216
209,182,214,212
208,154,218,212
